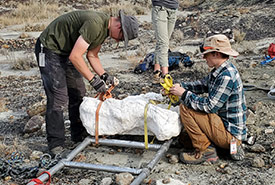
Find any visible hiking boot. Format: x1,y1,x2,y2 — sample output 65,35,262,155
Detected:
67,140,82,150
179,145,219,164
71,130,89,143
49,146,65,158
152,70,162,84
231,145,245,161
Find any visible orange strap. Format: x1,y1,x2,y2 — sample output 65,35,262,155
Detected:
94,84,116,145
94,92,104,101
29,171,51,185
95,101,103,145
94,84,115,101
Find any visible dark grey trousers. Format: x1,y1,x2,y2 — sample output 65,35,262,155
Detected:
35,38,86,150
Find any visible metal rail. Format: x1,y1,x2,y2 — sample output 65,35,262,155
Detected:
27,136,172,185
131,139,173,185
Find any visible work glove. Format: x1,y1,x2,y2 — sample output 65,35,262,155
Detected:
100,72,115,86
89,75,107,93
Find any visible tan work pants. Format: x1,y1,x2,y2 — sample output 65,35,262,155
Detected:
152,5,177,67
180,105,240,151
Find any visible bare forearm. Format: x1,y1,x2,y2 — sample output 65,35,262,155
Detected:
86,45,105,77
87,55,105,76
69,36,94,81
69,55,94,81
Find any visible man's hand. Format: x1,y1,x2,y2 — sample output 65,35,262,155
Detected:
89,75,107,93
170,83,186,96
100,72,115,86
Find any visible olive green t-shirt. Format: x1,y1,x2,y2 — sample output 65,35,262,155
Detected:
39,10,110,55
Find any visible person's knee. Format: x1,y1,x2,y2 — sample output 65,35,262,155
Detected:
179,105,194,126
180,105,207,129
52,92,68,111
52,102,67,112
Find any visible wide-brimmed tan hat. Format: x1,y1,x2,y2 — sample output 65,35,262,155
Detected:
199,34,239,57
119,10,139,49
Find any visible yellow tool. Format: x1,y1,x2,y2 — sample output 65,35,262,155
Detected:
160,74,179,109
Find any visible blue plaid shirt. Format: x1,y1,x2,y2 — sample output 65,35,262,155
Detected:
181,60,247,141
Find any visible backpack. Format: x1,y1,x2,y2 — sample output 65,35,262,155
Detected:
134,52,155,74
134,50,194,74
260,43,275,65
268,43,275,58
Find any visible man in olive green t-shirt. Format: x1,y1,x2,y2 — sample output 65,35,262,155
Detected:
34,10,139,156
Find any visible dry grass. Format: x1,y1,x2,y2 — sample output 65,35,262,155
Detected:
233,29,246,43
0,137,30,158
0,142,15,157
98,2,147,16
0,49,37,70
0,98,8,112
172,29,184,42
0,1,147,30
179,0,205,8
0,0,63,28
234,40,255,54
11,54,37,70
135,42,148,57
24,23,47,32
96,0,150,8
141,21,153,30
237,7,251,14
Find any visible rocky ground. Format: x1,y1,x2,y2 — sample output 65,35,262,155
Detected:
0,0,274,185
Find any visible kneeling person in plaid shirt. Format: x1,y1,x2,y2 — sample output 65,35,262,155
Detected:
170,34,247,164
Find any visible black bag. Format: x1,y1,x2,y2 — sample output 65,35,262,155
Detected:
134,50,194,74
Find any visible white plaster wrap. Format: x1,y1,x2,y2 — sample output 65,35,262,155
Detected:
80,92,181,141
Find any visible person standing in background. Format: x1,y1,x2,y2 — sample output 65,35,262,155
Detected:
151,0,179,84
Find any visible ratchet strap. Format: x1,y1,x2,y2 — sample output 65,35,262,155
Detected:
144,100,158,149
160,74,179,109
95,101,103,145
94,83,117,145
143,75,179,149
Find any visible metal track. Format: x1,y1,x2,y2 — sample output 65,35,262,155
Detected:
27,136,172,185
